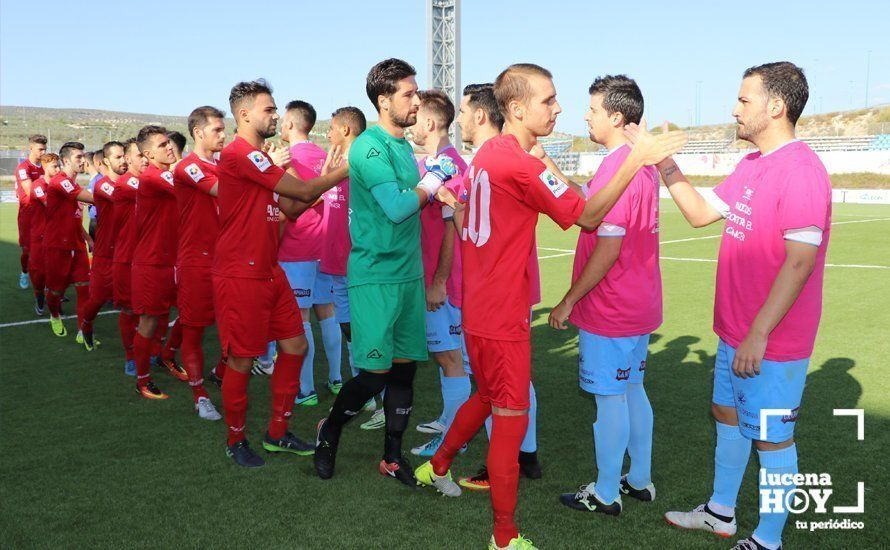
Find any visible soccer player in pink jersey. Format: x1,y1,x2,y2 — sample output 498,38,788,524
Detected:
278,100,344,404
408,89,471,456
656,63,831,550
414,64,686,549
547,75,661,516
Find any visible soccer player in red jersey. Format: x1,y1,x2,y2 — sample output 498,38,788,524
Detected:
131,126,185,399
28,152,59,316
414,64,687,549
77,141,128,351
15,134,47,291
44,142,95,338
172,106,228,421
214,79,347,467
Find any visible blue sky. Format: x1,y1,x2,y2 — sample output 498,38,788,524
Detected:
1,0,888,135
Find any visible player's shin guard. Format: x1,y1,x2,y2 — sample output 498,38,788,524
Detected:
626,382,654,488
80,295,104,335
268,352,303,439
319,317,342,383
488,413,529,548
222,367,250,445
753,444,797,549
162,318,182,361
119,312,136,360
151,313,169,358
382,362,417,461
75,285,90,329
441,374,471,430
327,369,388,437
181,325,207,402
20,250,29,273
520,382,538,453
593,394,630,504
432,392,491,476
299,322,315,394
134,332,154,387
47,292,62,317
709,421,752,513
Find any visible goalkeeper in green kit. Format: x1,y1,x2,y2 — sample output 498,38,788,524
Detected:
314,58,458,487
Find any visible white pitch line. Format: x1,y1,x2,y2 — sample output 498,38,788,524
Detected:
832,217,890,226
0,309,119,329
538,252,575,260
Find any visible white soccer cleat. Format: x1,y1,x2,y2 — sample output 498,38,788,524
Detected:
664,503,737,538
195,397,222,421
416,419,445,434
251,360,274,376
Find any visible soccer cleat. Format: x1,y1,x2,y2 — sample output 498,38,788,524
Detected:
559,485,622,515
620,475,656,502
49,316,67,337
378,455,418,488
487,534,538,550
80,331,99,351
326,380,343,395
250,359,274,376
664,503,737,538
162,357,188,381
207,368,223,388
294,391,318,406
411,434,467,458
75,330,83,344
124,359,137,377
414,460,462,497
362,397,377,413
314,418,340,479
195,397,222,421
262,431,315,456
19,272,30,289
458,465,491,491
136,381,169,400
360,408,385,430
519,451,542,479
34,296,45,316
416,419,446,434
731,537,780,550
226,439,265,468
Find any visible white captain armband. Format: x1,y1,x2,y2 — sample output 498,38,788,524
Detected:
784,225,823,246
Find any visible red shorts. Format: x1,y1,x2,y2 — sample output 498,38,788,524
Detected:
213,266,304,357
112,262,132,309
17,206,32,248
465,332,531,410
28,240,45,277
132,264,176,316
44,247,90,292
89,255,114,304
176,265,215,327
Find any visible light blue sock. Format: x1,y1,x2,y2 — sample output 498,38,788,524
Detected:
299,322,315,395
753,444,798,549
437,368,447,425
709,421,752,510
346,340,358,378
484,415,492,440
441,375,471,429
259,341,275,366
593,393,630,504
319,316,342,383
520,382,538,452
626,382,654,488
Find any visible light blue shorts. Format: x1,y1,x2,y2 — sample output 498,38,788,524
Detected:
331,274,349,324
280,260,333,309
712,339,808,443
425,299,462,353
578,330,650,395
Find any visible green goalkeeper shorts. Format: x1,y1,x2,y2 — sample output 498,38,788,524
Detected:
349,278,428,370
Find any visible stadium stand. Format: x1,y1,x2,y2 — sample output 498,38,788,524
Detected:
540,138,581,173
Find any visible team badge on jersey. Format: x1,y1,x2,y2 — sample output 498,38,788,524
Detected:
248,151,271,172
161,171,175,186
539,169,568,198
127,177,139,189
61,179,75,193
100,182,115,195
185,163,204,182
35,187,45,198
18,169,27,180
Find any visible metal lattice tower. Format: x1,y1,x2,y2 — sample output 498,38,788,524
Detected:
427,0,461,145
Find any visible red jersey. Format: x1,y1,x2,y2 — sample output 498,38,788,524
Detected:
92,176,117,259
44,172,86,251
213,136,286,279
15,159,43,207
173,153,220,268
112,173,140,264
133,164,178,267
29,178,48,243
461,134,585,341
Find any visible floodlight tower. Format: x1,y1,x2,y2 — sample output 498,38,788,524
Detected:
427,0,461,146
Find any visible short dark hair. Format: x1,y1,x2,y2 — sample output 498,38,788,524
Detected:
28,134,47,145
124,137,139,155
331,106,367,135
136,125,168,152
229,79,273,117
418,89,455,127
285,100,317,133
102,140,125,158
743,61,809,125
494,63,553,119
588,75,644,125
463,83,503,131
188,106,226,139
166,131,187,153
59,141,85,161
366,58,416,112
93,149,105,165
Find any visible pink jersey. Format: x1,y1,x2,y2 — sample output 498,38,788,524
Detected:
461,134,585,341
569,145,662,337
278,141,327,262
320,177,351,276
712,140,831,361
419,145,468,307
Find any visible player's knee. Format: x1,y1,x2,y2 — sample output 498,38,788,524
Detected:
753,437,795,451
387,361,417,388
710,403,738,425
354,370,389,395
227,356,253,373
279,335,308,356
314,303,334,320
339,323,351,341
492,406,527,417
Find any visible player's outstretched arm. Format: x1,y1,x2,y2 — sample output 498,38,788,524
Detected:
76,189,95,204
274,164,349,203
548,236,622,330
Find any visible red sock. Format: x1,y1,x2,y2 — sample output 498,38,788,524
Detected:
20,250,29,273
151,314,169,357
181,325,208,402
222,367,250,445
75,285,90,330
47,292,62,317
267,352,303,440
162,318,183,361
432,392,491,476
32,271,45,299
81,295,104,334
134,331,154,387
119,312,136,360
488,413,529,548
215,354,227,380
